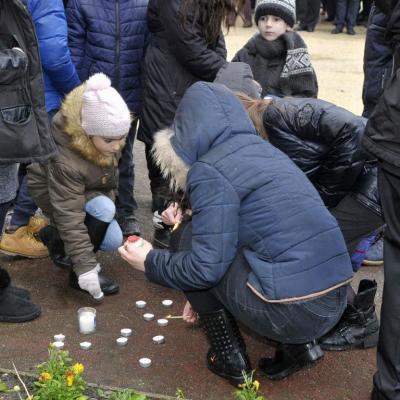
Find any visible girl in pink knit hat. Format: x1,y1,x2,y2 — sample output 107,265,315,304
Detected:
27,73,131,300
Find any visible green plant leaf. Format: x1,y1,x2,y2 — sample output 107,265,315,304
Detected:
0,381,9,392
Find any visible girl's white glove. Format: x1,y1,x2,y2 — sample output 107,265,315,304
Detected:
78,264,104,300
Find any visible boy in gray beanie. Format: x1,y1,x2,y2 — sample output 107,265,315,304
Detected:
232,0,318,98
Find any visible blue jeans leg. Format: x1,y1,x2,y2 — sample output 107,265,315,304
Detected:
10,174,37,227
346,0,360,28
335,0,347,28
85,196,123,252
116,119,138,217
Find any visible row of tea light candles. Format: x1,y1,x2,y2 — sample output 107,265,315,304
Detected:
51,299,177,367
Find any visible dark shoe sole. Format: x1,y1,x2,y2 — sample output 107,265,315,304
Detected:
69,283,119,296
206,362,249,387
320,329,379,351
0,308,41,322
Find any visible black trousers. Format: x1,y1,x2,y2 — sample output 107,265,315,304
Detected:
373,165,400,399
296,0,321,30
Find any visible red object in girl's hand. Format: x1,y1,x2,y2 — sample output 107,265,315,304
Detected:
127,235,141,243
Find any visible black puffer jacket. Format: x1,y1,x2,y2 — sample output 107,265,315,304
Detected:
137,0,227,145
264,97,379,212
362,5,392,118
0,0,56,163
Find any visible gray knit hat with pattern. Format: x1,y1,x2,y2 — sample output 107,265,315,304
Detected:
255,0,296,27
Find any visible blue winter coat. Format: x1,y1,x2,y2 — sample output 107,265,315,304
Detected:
145,82,353,303
66,0,148,113
362,5,393,118
28,0,80,113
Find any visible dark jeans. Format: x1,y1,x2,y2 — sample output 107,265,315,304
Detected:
175,221,347,344
10,110,58,228
296,0,321,30
373,165,400,400
331,194,384,255
115,119,138,217
0,201,12,234
336,0,361,29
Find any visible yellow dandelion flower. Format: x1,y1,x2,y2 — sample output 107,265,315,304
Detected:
253,380,260,391
72,363,85,375
39,372,52,382
66,370,74,387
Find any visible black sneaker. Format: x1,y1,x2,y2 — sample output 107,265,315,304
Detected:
153,228,171,249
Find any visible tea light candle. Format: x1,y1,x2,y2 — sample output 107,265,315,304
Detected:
116,337,128,346
135,300,147,309
78,307,96,334
152,335,165,344
80,341,92,350
162,299,173,308
143,313,154,321
53,334,65,342
139,357,152,368
120,328,132,337
157,318,168,327
52,341,64,349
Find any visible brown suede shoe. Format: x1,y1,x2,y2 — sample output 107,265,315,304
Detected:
0,226,49,258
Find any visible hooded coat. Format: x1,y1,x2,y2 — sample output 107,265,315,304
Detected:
0,0,57,163
137,0,227,145
145,82,353,303
27,84,120,274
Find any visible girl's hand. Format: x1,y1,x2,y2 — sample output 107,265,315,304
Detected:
118,239,153,272
182,301,198,324
161,202,183,225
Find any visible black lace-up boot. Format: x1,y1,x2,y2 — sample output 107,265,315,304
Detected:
319,280,379,350
200,308,252,386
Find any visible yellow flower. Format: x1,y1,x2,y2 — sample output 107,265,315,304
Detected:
66,370,74,387
238,383,246,389
39,372,52,382
253,380,260,391
72,363,85,375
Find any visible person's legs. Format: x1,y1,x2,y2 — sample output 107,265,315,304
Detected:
0,201,12,234
301,0,321,31
346,0,361,33
373,166,400,400
116,119,140,236
333,0,347,32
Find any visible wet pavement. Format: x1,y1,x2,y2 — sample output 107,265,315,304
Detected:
0,141,384,400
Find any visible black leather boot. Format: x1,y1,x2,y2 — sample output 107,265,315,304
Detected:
38,225,73,269
0,267,40,322
69,214,119,295
259,340,324,380
319,280,379,351
200,308,252,386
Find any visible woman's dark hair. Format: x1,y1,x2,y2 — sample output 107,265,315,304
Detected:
180,0,235,44
235,92,272,140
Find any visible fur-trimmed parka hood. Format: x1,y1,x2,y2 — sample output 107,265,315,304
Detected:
54,83,123,168
152,82,256,192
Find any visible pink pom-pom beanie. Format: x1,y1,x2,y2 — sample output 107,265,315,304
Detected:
81,73,131,137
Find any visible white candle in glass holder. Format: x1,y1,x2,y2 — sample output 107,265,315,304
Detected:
78,307,96,334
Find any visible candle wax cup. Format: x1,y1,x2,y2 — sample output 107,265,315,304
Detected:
162,299,173,308
143,313,154,321
116,337,128,346
157,319,168,327
139,358,152,368
52,341,64,349
54,334,65,342
120,328,132,337
80,341,92,350
79,312,96,334
135,300,146,309
152,335,165,344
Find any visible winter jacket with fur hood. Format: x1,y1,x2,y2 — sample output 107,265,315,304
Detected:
27,84,120,275
137,0,227,145
145,82,353,303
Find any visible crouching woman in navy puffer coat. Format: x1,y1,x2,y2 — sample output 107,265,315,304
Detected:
118,82,353,385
